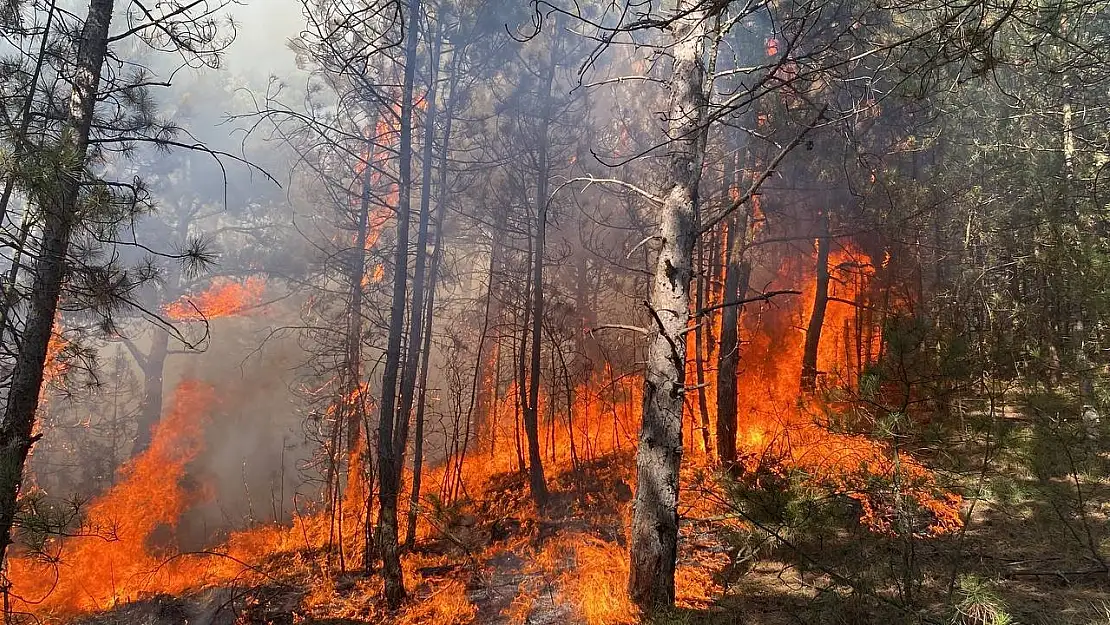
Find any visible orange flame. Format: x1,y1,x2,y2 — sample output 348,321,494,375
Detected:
10,381,218,614
164,277,265,321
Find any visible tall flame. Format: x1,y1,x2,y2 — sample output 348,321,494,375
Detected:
11,232,961,622
10,381,218,614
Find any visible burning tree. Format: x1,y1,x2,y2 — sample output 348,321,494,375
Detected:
540,0,1039,613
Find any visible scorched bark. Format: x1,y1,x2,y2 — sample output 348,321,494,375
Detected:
628,0,711,610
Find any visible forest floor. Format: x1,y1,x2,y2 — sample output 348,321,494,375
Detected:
68,442,1110,625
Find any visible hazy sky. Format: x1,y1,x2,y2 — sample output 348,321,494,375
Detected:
226,1,304,78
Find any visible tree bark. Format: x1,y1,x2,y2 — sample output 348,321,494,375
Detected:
0,0,114,563
131,329,169,457
346,128,377,571
715,208,750,466
801,211,831,394
406,26,456,549
628,0,711,610
375,0,420,608
522,32,559,509
692,237,712,458
394,16,442,484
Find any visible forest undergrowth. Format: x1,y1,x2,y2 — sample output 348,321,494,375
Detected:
47,392,1110,625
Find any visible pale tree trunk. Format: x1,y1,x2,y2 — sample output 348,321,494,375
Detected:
801,211,830,394
375,0,420,608
628,0,711,610
0,0,114,563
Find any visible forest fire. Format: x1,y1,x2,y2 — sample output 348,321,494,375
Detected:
5,238,960,623
6,0,1107,622
9,381,219,614
723,244,961,536
164,277,266,321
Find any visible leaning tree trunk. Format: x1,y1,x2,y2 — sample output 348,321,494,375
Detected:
801,211,831,394
0,0,113,563
375,0,420,608
628,0,711,610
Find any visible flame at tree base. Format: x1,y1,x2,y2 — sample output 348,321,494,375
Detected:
8,244,964,623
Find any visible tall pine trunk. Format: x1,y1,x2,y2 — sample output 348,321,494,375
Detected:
692,236,712,457
628,0,711,610
394,18,441,483
715,208,750,466
404,22,451,549
0,0,114,562
522,33,559,508
350,130,376,570
375,0,420,608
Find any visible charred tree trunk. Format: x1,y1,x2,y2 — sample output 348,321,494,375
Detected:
394,18,441,487
522,44,557,509
628,0,711,610
693,236,712,457
131,330,169,457
405,28,454,549
0,0,113,563
801,211,831,394
473,241,499,458
516,233,533,476
347,130,377,570
715,208,750,467
375,0,420,608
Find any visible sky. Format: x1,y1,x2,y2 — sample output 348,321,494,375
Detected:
226,0,304,78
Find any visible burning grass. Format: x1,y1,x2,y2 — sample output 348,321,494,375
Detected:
11,239,970,624
10,381,220,615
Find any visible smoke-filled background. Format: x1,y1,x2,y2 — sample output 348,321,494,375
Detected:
5,0,1110,623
